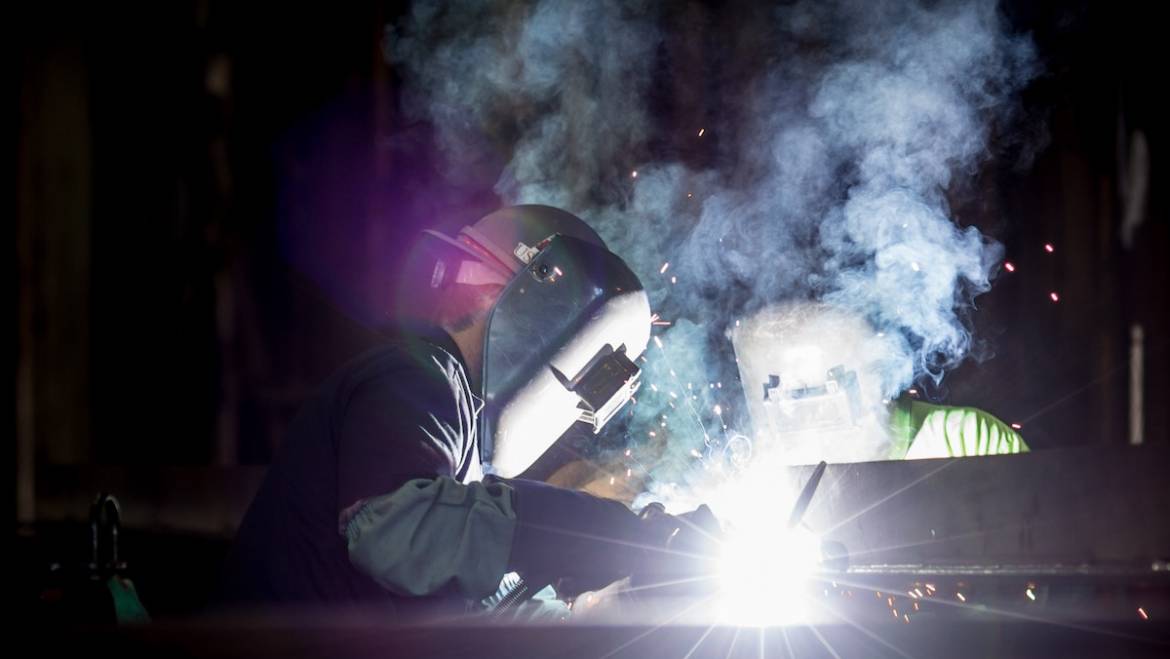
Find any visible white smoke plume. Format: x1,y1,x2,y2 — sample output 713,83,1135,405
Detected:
387,0,1038,504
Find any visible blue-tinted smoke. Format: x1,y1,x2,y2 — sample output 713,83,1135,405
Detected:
388,0,1037,490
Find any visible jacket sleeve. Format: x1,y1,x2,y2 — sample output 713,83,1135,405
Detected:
344,475,653,600
345,477,517,599
904,403,1029,460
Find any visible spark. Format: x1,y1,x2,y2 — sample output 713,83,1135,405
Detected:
1004,261,1016,272
1011,422,1022,430
660,262,670,274
1044,243,1054,253
631,170,638,178
553,266,563,277
652,320,672,327
713,404,722,415
956,592,966,602
670,391,678,399
1138,607,1149,620
717,382,722,388
625,449,632,457
609,476,615,485
908,388,919,396
671,275,677,284
626,468,632,478
648,431,656,437
687,192,693,199
903,614,910,624
1049,292,1060,302
691,449,702,459
1025,588,1036,601
650,383,659,392
910,262,920,272
698,128,705,137
913,602,920,611
654,336,664,349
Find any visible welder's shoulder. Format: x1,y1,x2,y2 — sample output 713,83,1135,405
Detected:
330,337,465,412
905,401,1028,459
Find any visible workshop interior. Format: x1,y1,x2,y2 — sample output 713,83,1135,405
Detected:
14,0,1170,656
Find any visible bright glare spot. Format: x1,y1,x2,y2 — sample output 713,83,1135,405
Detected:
1138,607,1149,620
631,170,638,178
1011,422,1022,430
609,476,615,485
690,449,702,459
625,449,631,457
911,261,920,272
717,526,823,626
1004,261,1016,272
660,262,670,274
1044,243,1054,253
908,388,919,395
698,128,705,137
1049,292,1060,303
1026,588,1036,601
671,275,678,284
713,404,723,415
956,592,966,602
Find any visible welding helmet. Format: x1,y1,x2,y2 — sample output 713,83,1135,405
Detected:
417,205,651,477
729,302,893,465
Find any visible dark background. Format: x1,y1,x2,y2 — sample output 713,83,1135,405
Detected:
14,0,1169,616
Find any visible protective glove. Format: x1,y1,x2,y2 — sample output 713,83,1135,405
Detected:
494,477,721,600
628,502,722,597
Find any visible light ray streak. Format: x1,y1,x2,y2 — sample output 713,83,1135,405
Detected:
724,626,742,659
824,460,957,536
816,575,1163,646
597,595,712,659
806,622,844,659
682,623,719,659
810,596,916,659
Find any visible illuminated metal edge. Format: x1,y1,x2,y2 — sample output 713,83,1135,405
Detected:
846,563,1170,577
789,445,1170,569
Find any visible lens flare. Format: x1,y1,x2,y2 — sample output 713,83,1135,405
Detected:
716,526,823,626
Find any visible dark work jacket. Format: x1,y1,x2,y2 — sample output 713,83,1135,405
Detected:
217,328,481,614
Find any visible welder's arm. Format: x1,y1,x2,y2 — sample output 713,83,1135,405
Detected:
499,477,654,595
344,477,517,599
344,476,673,601
904,403,1029,460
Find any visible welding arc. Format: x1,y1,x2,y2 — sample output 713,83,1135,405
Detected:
787,461,828,529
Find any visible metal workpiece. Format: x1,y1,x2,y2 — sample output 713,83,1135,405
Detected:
795,445,1170,569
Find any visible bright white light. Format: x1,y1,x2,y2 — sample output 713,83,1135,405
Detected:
716,525,823,626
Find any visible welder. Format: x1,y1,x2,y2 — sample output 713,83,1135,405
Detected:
731,302,1028,466
219,205,717,617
